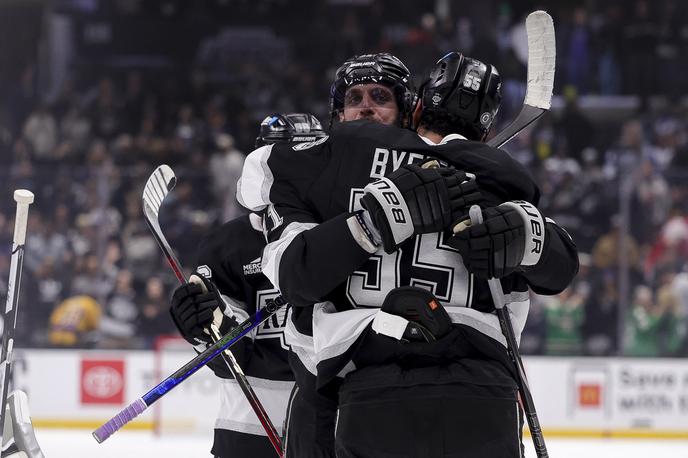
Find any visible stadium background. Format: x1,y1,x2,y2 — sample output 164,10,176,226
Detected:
1,0,687,452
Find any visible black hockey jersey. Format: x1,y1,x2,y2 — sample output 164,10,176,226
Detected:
193,213,294,457
237,120,578,393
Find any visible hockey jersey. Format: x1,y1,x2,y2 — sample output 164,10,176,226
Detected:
237,120,578,394
193,213,294,457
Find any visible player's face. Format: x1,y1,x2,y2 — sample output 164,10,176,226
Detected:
340,83,399,126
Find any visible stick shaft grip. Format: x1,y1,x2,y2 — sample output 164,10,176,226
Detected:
92,398,147,443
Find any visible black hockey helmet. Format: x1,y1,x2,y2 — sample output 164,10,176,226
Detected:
255,113,327,148
418,52,501,141
329,53,416,127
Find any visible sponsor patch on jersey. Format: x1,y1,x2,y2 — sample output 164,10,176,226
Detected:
242,257,262,276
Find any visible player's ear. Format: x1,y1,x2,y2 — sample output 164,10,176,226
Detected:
338,111,345,122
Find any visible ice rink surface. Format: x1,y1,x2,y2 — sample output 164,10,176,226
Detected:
35,429,688,457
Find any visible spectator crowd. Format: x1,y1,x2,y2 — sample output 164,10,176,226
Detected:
1,0,687,356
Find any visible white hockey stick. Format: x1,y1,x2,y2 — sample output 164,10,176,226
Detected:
0,190,34,451
141,165,283,456
488,10,555,148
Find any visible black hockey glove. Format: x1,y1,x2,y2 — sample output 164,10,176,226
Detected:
359,162,481,253
373,286,452,342
448,201,546,279
170,272,238,345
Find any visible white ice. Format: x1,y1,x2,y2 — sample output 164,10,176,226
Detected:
34,429,688,457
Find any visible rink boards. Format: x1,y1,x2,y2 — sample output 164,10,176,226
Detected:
11,349,688,439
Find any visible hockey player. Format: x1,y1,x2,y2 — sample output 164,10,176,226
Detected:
169,113,326,458
274,53,417,458
237,52,579,457
329,52,416,127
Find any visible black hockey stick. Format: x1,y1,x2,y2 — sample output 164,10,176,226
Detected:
0,190,34,450
141,165,282,456
488,11,555,149
468,205,548,458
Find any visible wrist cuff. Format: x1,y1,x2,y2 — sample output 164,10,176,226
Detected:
363,177,414,245
347,211,380,254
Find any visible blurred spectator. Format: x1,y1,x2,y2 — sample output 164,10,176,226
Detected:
22,104,58,161
121,190,160,278
100,269,139,348
172,103,204,153
24,212,70,272
582,269,619,356
556,87,595,163
622,0,658,102
2,0,688,355
137,277,176,347
543,287,584,355
30,257,70,344
48,295,102,347
562,7,592,93
87,77,122,140
645,207,688,278
71,253,113,300
631,158,671,243
208,133,245,222
624,285,681,356
595,3,623,94
58,103,92,160
591,216,640,271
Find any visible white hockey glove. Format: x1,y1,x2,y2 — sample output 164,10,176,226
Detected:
449,200,545,279
170,272,237,345
358,161,481,253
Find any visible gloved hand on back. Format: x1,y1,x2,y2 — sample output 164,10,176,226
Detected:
448,200,546,279
359,161,482,253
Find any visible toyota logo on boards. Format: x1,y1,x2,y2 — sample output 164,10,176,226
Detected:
80,359,125,405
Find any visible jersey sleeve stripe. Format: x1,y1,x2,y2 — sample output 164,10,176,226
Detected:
262,221,318,289
237,144,274,211
444,298,530,347
220,294,251,325
284,317,318,375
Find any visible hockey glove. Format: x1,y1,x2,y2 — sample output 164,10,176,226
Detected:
373,286,452,342
359,162,481,253
448,201,545,279
170,272,238,345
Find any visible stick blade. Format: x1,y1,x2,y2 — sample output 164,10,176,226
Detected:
524,10,556,110
142,165,176,216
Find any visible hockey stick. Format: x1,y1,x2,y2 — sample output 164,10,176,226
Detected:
487,10,555,149
468,205,548,458
138,165,283,456
93,294,287,443
0,190,34,450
